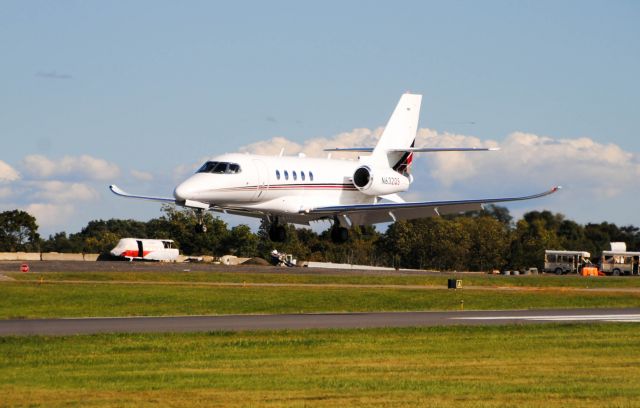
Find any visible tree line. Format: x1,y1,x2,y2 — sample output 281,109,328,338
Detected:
1,205,638,271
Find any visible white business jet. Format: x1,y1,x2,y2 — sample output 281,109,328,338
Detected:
110,93,559,243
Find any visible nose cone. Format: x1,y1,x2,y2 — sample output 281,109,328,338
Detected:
174,180,197,201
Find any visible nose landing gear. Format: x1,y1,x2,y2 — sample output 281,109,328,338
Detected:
194,223,207,233
194,209,207,233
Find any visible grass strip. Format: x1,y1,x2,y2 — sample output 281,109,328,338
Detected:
1,324,639,407
1,282,639,319
8,270,640,288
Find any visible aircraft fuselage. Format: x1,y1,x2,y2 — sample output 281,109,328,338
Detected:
173,153,375,218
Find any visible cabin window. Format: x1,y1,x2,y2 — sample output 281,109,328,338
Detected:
309,171,314,181
292,171,297,181
284,170,289,180
276,170,281,180
301,171,305,181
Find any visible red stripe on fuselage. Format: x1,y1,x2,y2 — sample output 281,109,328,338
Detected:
120,250,151,258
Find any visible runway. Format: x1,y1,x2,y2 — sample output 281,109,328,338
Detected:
1,308,639,336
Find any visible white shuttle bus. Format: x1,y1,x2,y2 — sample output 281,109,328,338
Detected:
544,250,591,275
600,251,640,276
110,238,179,262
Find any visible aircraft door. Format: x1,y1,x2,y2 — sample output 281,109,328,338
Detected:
252,159,269,201
136,240,143,258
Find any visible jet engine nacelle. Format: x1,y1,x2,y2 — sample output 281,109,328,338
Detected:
352,166,410,196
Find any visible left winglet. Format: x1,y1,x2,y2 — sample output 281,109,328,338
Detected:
109,184,176,204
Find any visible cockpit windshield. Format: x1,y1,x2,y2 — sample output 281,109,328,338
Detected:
197,161,241,174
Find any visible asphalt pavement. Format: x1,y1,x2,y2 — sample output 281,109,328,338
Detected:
2,308,639,336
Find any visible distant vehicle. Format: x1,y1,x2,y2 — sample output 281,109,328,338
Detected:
270,249,297,267
600,252,640,276
544,250,592,275
110,238,179,262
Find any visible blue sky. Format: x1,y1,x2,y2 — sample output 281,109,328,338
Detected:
1,1,638,235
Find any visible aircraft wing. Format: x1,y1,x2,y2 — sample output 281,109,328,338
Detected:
304,186,561,225
110,185,306,223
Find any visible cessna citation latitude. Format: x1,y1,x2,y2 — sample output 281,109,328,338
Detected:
110,93,560,243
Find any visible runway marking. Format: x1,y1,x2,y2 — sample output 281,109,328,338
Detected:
452,314,640,323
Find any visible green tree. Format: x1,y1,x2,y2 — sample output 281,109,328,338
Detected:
510,217,562,270
158,205,228,255
223,225,258,257
458,216,509,271
411,218,471,271
41,232,83,253
0,210,40,252
478,205,513,226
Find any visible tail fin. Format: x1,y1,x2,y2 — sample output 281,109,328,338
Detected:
371,93,422,169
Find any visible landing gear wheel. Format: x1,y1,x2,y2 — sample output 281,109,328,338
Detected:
331,226,349,243
194,209,207,233
269,225,287,242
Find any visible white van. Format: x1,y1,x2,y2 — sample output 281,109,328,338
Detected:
110,238,179,261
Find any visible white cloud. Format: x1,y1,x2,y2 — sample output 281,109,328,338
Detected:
131,170,154,181
29,181,98,203
173,159,204,181
0,187,12,198
241,127,640,204
23,203,75,228
21,154,120,181
239,128,382,160
0,160,20,182
421,131,640,197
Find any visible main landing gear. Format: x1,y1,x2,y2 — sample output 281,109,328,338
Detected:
266,216,350,244
330,216,349,243
268,224,287,242
330,225,349,243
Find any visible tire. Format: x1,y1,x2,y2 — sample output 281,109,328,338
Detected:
331,227,349,243
269,225,287,242
554,268,563,275
612,268,621,276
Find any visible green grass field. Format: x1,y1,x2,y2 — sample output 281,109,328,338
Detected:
1,324,639,407
1,280,640,319
8,270,640,288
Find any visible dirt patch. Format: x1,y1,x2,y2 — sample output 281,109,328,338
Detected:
242,257,271,266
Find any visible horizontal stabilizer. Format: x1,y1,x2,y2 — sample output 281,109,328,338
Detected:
389,147,499,153
323,147,374,152
323,146,499,153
